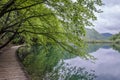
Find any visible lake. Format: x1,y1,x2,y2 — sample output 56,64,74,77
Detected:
19,43,120,80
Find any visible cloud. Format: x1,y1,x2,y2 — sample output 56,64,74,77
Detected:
103,0,120,6
93,0,120,34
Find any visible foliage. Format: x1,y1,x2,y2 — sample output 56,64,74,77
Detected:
17,45,96,80
112,44,120,53
46,63,96,80
0,0,102,55
17,45,65,80
111,32,120,44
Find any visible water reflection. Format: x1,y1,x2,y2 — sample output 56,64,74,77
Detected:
44,61,96,80
18,43,120,80
65,48,120,80
112,44,120,53
87,43,111,53
64,44,120,80
20,45,63,80
18,45,97,80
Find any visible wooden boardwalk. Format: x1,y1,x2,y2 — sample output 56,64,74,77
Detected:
0,46,29,80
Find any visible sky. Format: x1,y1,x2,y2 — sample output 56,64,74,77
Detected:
92,0,120,34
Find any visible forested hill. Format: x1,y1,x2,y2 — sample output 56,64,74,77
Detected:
111,32,120,42
85,28,112,41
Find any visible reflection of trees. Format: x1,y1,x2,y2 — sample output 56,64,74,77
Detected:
18,45,96,80
45,62,96,80
87,43,111,53
18,45,64,80
112,44,120,53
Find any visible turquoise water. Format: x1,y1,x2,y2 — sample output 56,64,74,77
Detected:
20,43,120,80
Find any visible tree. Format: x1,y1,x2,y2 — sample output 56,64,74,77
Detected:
0,0,102,55
111,32,120,44
17,45,96,80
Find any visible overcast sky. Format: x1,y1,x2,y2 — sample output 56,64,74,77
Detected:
92,0,120,34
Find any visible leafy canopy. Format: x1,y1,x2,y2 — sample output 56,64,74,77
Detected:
0,0,102,56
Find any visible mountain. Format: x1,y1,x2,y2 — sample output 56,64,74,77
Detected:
85,28,105,40
101,33,112,39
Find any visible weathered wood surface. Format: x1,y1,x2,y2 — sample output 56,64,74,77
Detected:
0,46,29,80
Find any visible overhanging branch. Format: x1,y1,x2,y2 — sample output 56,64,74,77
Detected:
1,0,48,16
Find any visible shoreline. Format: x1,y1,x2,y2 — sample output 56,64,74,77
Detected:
15,46,31,80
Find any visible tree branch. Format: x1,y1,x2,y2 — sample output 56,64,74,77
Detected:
3,0,47,15
0,0,15,18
